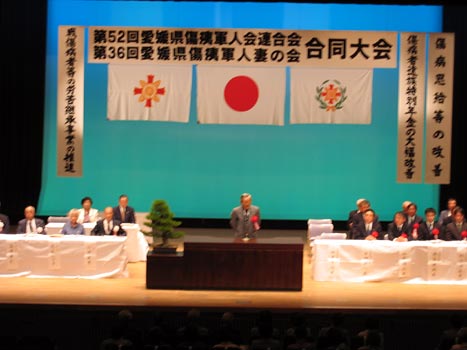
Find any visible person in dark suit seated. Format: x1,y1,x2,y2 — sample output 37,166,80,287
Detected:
444,207,467,241
61,209,85,235
387,211,411,241
418,207,442,240
92,207,126,236
351,209,382,240
17,205,45,233
113,194,136,224
230,193,261,239
405,202,423,234
438,197,457,227
0,207,10,234
349,200,380,238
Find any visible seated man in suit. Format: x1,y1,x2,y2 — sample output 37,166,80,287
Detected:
444,206,467,241
230,193,261,239
438,197,457,227
350,208,382,240
387,211,411,241
405,202,423,233
92,206,126,236
0,202,10,233
17,205,45,233
418,207,442,240
113,194,136,224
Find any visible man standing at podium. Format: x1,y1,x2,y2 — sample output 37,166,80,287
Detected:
230,193,261,239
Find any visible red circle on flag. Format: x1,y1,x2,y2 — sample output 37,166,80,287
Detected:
224,76,259,112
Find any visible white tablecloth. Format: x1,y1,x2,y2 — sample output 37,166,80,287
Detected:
44,223,148,262
0,234,128,278
312,239,467,284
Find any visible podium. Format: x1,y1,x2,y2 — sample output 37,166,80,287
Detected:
146,235,303,290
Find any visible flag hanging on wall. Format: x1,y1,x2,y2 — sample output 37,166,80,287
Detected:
197,66,286,125
290,68,373,124
107,64,192,122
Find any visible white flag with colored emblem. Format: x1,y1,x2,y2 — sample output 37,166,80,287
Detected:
107,64,192,122
197,66,285,125
290,68,373,124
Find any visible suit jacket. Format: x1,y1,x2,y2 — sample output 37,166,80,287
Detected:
230,205,261,238
387,222,411,241
444,221,467,241
406,214,423,233
91,219,126,236
351,220,383,240
17,218,45,233
437,209,451,226
113,206,136,224
418,221,442,240
0,213,10,233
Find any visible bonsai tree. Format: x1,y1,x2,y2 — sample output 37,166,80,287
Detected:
143,199,184,249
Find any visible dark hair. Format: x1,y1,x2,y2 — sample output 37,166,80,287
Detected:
453,207,465,216
425,207,436,215
81,196,93,205
119,194,128,200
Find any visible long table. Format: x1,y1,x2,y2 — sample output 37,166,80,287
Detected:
312,239,467,284
0,234,128,278
146,235,304,290
44,222,148,262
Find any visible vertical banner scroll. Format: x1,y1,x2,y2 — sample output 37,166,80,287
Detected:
425,33,454,184
57,26,84,177
397,33,426,183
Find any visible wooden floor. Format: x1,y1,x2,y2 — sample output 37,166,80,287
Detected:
1,229,466,312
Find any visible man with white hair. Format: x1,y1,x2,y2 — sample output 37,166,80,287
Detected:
91,206,126,236
230,193,261,239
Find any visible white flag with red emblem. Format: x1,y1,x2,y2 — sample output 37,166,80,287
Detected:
107,64,192,122
197,66,286,125
290,68,373,124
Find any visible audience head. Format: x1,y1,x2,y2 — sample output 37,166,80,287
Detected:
240,193,252,210
81,196,93,210
119,194,129,208
24,206,36,220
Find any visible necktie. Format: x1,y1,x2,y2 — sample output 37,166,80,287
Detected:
28,220,33,233
121,208,125,222
366,224,370,233
105,220,109,234
429,223,433,230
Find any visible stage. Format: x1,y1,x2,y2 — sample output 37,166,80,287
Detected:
1,229,467,350
0,228,466,312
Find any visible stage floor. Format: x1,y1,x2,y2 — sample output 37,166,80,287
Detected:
1,229,466,312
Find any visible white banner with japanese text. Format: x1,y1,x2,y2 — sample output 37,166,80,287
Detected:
397,33,426,183
88,27,397,68
57,26,84,177
425,33,454,184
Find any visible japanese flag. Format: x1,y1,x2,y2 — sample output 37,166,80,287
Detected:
290,68,373,124
107,64,192,122
197,66,285,125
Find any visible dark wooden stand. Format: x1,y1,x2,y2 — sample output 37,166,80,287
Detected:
146,235,303,291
